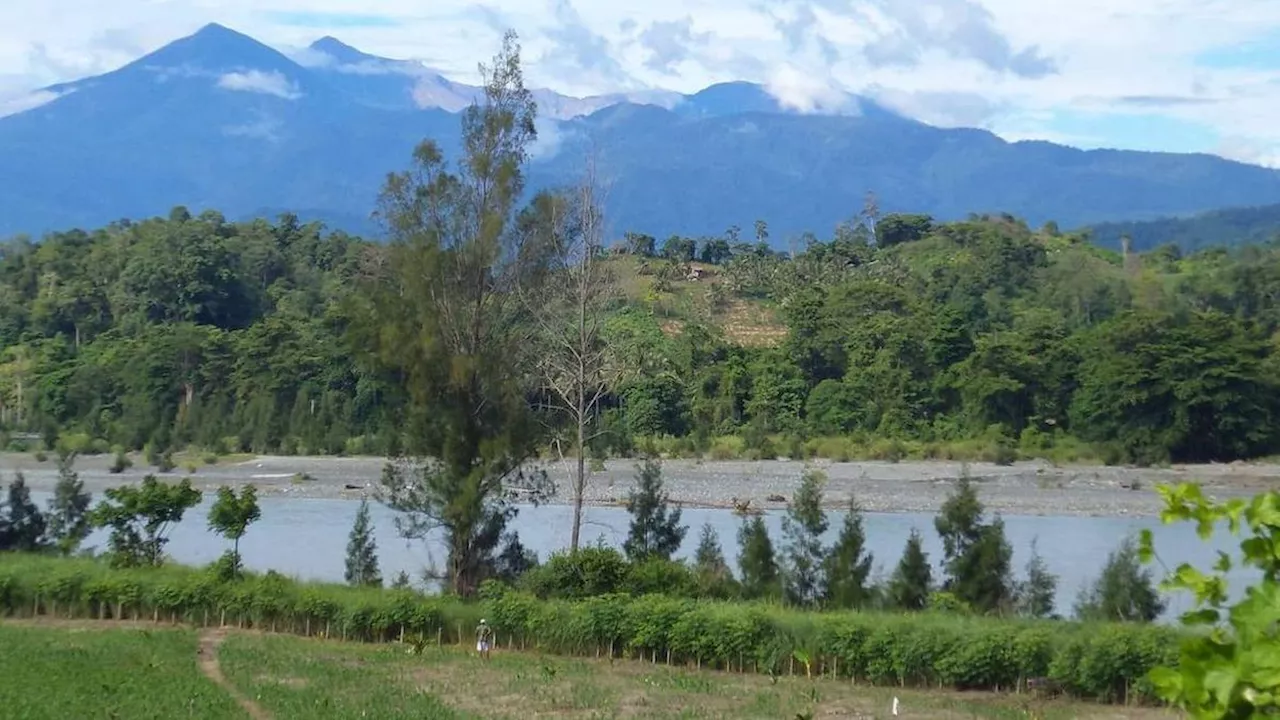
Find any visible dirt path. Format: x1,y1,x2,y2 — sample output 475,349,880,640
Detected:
197,628,272,720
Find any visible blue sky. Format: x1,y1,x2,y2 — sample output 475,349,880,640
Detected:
0,0,1277,166
1195,28,1280,70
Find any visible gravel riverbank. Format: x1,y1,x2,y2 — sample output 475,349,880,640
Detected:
7,452,1277,518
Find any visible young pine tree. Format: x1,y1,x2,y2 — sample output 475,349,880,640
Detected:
44,454,92,556
934,475,1015,614
345,497,383,587
694,522,730,576
738,515,780,599
622,459,687,562
823,496,874,609
693,522,737,597
1074,536,1165,623
0,473,47,552
887,528,933,611
781,469,829,607
1016,538,1059,619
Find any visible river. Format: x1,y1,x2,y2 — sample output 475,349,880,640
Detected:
30,492,1254,622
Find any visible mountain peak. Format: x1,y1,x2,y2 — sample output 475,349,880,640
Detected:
308,36,371,64
130,22,298,73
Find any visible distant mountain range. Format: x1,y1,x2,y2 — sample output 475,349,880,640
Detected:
2,22,1279,244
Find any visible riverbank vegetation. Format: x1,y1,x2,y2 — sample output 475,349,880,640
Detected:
0,552,1181,705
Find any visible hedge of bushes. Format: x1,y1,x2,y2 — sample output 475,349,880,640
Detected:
0,553,1180,704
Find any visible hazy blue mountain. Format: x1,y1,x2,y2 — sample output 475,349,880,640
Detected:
2,23,1279,243
1085,203,1280,252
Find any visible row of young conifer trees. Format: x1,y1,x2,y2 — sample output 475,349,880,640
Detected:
0,451,1162,623
341,460,1166,622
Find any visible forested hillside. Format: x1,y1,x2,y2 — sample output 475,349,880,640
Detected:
1086,202,1280,252
1,206,1277,467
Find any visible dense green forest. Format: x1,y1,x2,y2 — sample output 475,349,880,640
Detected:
1,204,1277,467
1085,201,1280,252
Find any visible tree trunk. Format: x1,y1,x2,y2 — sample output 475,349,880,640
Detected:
570,405,586,553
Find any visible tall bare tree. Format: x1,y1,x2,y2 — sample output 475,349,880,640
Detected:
353,30,552,597
520,153,621,553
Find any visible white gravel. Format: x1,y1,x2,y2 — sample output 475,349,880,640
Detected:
7,452,1277,518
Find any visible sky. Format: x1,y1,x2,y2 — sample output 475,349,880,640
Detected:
0,0,1278,167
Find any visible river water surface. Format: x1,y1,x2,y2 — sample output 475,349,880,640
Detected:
30,492,1254,622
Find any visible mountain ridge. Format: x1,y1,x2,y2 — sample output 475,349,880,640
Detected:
1,23,1278,244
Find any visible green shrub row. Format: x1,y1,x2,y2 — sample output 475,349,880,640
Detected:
0,553,1178,703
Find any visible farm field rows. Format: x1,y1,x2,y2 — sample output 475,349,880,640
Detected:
0,620,1180,719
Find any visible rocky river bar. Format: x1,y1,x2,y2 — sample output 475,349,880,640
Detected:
8,453,1278,518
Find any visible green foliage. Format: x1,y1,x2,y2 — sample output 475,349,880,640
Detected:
88,475,201,568
108,451,131,474
823,496,874,610
934,476,1015,615
0,473,46,552
1016,538,1059,619
206,484,261,578
522,545,628,599
1139,483,1280,718
738,515,781,600
781,469,828,607
0,554,1186,704
359,33,551,598
43,454,92,556
0,624,246,719
887,529,933,611
1075,536,1165,623
622,459,687,562
344,497,382,587
692,523,740,599
7,143,1280,467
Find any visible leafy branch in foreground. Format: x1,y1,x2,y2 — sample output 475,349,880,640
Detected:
1139,482,1280,718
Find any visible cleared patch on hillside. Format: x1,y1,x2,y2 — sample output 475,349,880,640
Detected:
606,255,787,346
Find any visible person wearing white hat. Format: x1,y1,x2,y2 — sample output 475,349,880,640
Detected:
476,618,493,660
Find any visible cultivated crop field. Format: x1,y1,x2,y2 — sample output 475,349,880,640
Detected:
0,620,1180,719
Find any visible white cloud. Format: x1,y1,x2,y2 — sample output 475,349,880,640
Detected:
0,88,67,118
763,64,855,114
216,69,301,99
0,0,1278,162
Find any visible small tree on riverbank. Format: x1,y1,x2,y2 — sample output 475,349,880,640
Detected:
934,475,1015,614
90,475,201,568
738,515,780,599
208,484,261,579
1075,536,1164,622
623,459,686,562
0,473,46,552
345,497,382,587
782,469,829,607
823,495,874,609
43,453,92,556
887,528,933,611
1016,538,1059,618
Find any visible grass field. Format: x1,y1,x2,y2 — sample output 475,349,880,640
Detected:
0,622,246,719
0,620,1181,719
